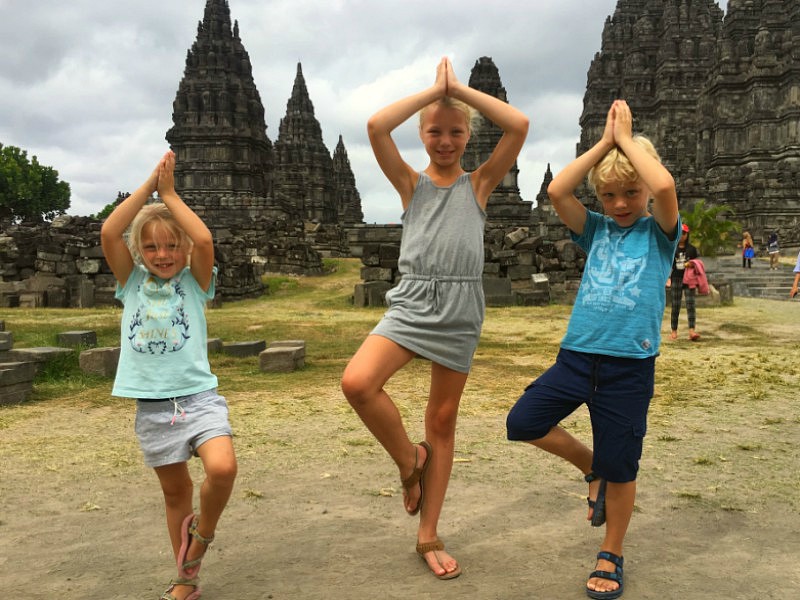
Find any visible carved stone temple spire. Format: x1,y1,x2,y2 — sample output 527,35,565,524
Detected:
332,135,364,226
578,0,800,241
272,63,337,224
462,56,532,227
166,0,272,198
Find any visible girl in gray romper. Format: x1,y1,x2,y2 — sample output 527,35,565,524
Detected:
341,57,528,580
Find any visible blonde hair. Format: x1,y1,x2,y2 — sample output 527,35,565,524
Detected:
127,202,191,264
419,97,477,135
588,135,660,195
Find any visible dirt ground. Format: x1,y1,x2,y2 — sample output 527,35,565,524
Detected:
2,295,799,599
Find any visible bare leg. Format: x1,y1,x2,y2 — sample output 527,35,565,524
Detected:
341,335,425,512
183,435,237,567
529,425,601,520
587,481,635,595
529,426,634,594
154,462,196,600
416,362,467,577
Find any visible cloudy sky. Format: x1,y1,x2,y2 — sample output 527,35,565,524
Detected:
0,0,728,224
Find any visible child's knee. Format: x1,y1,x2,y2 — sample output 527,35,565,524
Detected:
340,370,374,406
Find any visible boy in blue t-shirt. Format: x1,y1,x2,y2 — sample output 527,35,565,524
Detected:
506,100,679,600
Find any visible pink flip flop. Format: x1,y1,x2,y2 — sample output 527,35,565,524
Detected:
176,513,196,578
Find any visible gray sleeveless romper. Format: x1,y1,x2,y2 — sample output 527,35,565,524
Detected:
371,172,486,373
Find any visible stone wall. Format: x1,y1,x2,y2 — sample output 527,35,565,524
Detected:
350,223,585,308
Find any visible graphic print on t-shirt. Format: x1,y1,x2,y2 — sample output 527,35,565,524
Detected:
126,276,191,354
581,229,647,312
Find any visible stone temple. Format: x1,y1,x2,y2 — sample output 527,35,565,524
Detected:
574,0,800,246
2,0,799,309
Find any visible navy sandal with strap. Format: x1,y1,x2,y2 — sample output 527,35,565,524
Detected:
584,472,607,527
586,551,624,599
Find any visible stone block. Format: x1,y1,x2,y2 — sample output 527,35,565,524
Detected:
482,276,512,297
268,340,306,356
0,319,4,331
18,292,46,308
0,362,37,405
5,347,73,367
222,340,266,357
207,338,224,354
79,347,120,377
353,281,391,307
259,345,305,372
0,331,13,351
57,330,98,348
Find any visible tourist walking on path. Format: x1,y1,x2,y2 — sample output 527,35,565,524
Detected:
668,223,701,341
742,231,755,268
101,151,237,600
341,57,528,580
768,231,780,270
506,99,679,599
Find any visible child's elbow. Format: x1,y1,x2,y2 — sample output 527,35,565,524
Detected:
651,173,677,199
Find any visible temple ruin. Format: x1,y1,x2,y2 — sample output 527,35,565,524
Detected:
2,0,799,309
573,0,800,245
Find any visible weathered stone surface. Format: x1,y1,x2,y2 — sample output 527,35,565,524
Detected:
222,340,266,357
259,344,305,372
577,0,800,245
57,330,98,348
78,347,120,378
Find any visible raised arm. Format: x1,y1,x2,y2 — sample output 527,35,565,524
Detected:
367,59,447,206
100,158,161,287
445,62,529,206
547,102,617,235
612,100,678,237
157,151,215,292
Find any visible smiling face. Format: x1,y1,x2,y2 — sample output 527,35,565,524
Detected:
596,178,651,228
138,222,188,280
419,103,470,169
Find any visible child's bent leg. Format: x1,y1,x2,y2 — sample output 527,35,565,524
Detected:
416,363,467,577
154,462,195,559
185,435,237,567
341,335,422,512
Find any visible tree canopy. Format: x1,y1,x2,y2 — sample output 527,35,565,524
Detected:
0,143,71,222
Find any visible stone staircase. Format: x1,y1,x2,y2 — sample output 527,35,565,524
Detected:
703,251,797,301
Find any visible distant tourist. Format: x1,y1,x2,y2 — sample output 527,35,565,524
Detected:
101,151,236,600
768,231,780,270
668,223,702,341
507,99,679,600
742,231,755,268
341,57,528,580
790,249,800,299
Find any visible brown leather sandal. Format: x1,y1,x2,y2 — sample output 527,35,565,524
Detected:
416,538,462,580
401,441,432,516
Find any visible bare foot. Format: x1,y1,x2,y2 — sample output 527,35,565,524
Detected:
669,330,678,340
689,331,700,341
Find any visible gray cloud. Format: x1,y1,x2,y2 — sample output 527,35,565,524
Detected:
0,0,727,223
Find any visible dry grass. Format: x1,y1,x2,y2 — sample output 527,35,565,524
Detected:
1,258,799,509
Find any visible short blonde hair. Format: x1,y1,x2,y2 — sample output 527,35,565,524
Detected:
127,202,191,264
419,97,477,135
588,135,660,195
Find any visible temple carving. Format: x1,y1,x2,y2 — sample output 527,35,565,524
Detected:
574,0,800,245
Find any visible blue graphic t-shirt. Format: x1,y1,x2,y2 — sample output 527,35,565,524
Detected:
111,264,218,398
561,210,679,358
